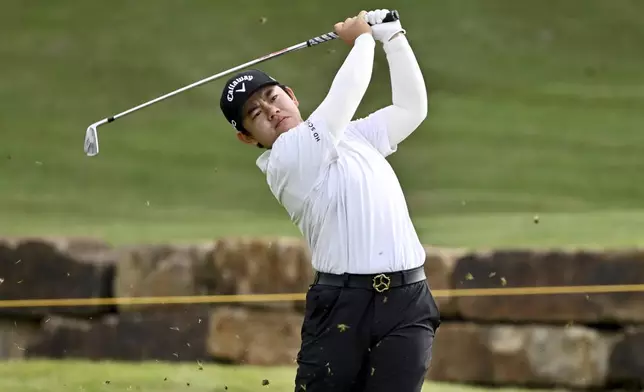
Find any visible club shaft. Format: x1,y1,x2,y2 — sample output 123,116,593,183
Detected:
94,10,399,125
107,34,338,123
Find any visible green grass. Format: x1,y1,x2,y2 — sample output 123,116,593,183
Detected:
1,0,643,249
0,360,556,392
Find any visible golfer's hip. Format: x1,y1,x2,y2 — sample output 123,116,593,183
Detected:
311,265,426,293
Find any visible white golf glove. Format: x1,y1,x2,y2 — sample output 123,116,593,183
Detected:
364,9,406,43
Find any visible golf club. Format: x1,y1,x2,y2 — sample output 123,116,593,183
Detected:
83,10,400,157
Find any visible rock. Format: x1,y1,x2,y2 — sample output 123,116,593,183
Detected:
207,306,303,365
0,237,115,319
428,322,618,389
608,327,644,386
0,236,111,255
198,237,312,312
451,249,644,324
424,246,465,318
26,306,211,362
113,243,214,312
0,319,42,359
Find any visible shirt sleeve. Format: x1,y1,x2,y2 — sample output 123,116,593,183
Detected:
350,34,428,153
309,33,376,144
348,109,399,157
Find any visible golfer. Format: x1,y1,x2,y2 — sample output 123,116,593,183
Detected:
220,9,440,392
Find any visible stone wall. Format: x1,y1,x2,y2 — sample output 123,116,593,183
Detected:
1,236,644,389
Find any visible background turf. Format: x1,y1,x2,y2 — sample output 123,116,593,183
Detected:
1,2,642,391
1,0,642,249
0,360,557,392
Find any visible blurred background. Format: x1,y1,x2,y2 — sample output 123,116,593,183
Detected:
1,0,643,391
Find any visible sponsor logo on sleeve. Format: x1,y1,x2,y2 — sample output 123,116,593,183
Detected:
307,120,321,142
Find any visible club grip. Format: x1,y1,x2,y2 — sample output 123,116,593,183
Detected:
306,10,400,47
370,10,399,25
307,32,339,46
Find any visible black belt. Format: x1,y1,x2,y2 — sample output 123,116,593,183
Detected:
313,266,426,293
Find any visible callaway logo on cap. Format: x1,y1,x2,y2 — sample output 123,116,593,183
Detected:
225,74,253,102
219,69,280,133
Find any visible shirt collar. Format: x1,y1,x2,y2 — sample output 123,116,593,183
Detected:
256,150,272,174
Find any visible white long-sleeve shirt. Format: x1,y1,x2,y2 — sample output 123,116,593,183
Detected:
256,32,428,274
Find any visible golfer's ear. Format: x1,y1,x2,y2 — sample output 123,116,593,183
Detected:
236,131,257,146
284,86,299,106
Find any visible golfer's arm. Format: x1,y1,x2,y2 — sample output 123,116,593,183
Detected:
380,33,428,147
313,33,375,141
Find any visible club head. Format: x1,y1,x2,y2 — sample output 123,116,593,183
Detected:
84,124,99,156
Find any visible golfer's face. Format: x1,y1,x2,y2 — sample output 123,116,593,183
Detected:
242,86,301,147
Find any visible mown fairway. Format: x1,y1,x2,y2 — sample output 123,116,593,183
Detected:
1,0,643,249
0,360,559,392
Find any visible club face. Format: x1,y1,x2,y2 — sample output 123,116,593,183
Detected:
84,124,99,156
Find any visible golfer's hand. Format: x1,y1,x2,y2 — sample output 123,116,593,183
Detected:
364,9,406,43
334,11,372,46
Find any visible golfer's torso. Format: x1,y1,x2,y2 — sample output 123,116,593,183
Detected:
306,134,424,274
275,123,425,275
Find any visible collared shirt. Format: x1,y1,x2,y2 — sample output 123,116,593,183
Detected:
256,32,428,275
256,109,425,274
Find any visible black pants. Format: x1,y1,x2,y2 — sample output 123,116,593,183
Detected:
294,274,440,392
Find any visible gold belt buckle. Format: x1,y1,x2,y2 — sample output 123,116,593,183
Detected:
372,273,391,293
